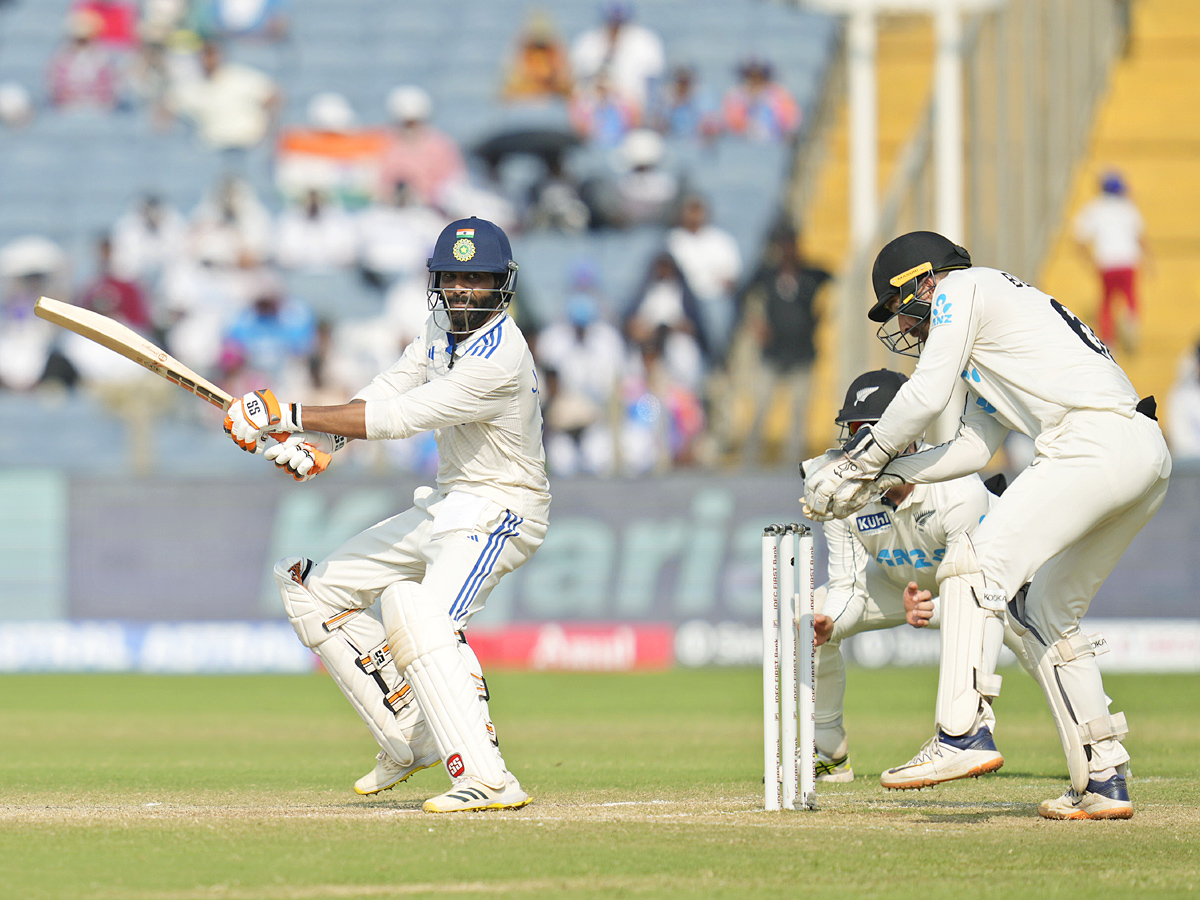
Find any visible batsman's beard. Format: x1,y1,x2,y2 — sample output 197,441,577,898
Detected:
446,301,494,336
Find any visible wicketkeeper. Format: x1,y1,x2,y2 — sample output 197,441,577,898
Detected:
224,217,550,812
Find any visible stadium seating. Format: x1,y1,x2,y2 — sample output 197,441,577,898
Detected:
0,0,842,472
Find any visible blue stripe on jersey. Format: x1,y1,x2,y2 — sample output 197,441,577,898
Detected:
450,511,522,621
467,318,503,358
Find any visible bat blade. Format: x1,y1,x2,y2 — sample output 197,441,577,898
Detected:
34,296,234,411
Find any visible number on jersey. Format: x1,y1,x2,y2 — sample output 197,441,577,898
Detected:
1050,298,1114,361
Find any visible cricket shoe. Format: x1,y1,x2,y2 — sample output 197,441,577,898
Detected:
1038,774,1133,820
880,727,1004,790
814,751,854,783
354,748,441,796
423,773,531,813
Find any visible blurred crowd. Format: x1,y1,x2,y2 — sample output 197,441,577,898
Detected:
0,0,826,476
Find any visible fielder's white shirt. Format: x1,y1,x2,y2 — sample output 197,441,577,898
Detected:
1072,195,1144,269
874,267,1141,484
355,311,551,523
824,476,990,641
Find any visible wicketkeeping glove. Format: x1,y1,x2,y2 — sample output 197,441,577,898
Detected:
223,389,303,453
801,425,898,520
263,431,342,482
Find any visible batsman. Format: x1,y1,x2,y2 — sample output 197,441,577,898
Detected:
224,217,549,812
803,232,1170,820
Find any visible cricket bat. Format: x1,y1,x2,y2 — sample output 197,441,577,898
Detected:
34,295,234,412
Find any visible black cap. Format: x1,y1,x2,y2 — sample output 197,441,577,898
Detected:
835,369,909,425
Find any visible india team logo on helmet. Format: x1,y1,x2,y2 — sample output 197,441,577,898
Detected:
452,226,477,262
426,217,519,335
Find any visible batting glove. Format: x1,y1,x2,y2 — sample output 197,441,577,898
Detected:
223,389,303,453
264,431,342,482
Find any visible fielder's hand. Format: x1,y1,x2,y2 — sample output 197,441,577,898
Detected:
813,613,834,648
223,389,302,453
264,431,335,482
904,582,935,628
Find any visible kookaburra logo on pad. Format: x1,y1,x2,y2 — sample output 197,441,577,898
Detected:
855,386,880,404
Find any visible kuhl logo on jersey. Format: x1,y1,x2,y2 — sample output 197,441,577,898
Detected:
856,512,892,534
931,293,952,327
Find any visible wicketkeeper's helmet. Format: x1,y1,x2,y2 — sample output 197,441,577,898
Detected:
868,231,971,357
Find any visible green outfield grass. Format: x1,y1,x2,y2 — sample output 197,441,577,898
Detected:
1,667,1198,900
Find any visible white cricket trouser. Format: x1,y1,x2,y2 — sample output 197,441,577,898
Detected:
971,409,1170,636
303,486,547,627
966,409,1170,775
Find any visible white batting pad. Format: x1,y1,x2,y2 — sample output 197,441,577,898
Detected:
382,581,506,789
934,536,1006,737
1023,625,1129,792
274,557,423,767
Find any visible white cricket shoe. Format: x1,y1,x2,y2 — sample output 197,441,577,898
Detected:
422,773,530,813
1038,774,1133,820
815,751,855,783
880,727,1004,790
354,748,441,796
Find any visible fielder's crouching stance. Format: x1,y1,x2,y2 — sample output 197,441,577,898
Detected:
810,368,1033,787
804,232,1170,820
224,218,550,813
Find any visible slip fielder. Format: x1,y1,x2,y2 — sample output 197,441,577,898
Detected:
811,368,1033,786
804,231,1170,820
224,217,549,812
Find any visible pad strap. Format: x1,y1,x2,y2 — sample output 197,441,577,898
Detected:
1080,711,1129,745
384,681,415,715
977,672,1003,699
1047,630,1098,666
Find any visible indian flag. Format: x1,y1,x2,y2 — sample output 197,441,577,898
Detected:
456,228,475,238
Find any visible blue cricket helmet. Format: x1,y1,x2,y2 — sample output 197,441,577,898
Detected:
426,217,519,334
428,216,516,275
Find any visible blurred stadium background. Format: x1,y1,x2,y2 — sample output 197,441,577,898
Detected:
0,0,1196,675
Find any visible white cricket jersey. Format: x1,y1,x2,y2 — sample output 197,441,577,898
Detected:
1073,195,1144,269
355,311,551,523
824,475,991,641
872,267,1140,458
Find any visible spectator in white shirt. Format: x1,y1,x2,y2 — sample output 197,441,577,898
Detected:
274,188,358,272
1072,170,1148,352
357,182,445,291
570,1,664,113
110,193,187,290
666,194,742,361
169,40,281,151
